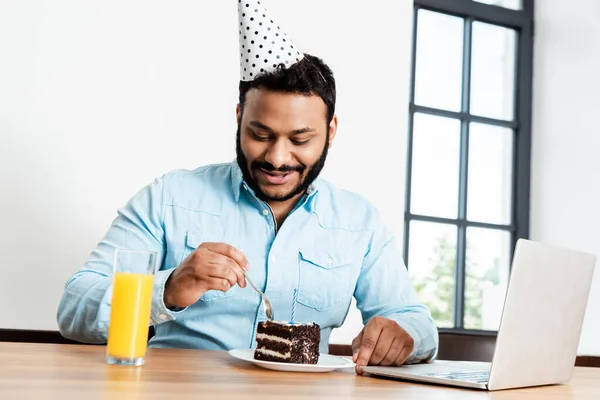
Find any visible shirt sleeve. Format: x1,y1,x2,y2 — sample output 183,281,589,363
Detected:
354,211,439,363
56,175,185,343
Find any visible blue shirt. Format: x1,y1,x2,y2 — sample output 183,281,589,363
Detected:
57,162,438,362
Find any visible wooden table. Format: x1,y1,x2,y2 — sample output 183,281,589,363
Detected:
0,343,598,399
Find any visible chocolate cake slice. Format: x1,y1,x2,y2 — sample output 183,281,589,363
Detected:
254,321,320,364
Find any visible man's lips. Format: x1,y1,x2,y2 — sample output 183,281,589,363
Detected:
259,169,297,185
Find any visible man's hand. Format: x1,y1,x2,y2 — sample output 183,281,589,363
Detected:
351,316,415,374
164,242,249,309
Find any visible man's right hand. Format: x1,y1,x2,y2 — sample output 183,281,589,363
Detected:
163,242,249,309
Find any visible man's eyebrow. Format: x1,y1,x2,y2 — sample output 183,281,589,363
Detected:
289,127,316,135
248,120,274,133
248,121,316,136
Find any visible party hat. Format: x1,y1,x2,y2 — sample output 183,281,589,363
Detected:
238,0,304,81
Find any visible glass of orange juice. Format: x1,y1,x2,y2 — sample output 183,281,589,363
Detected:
106,249,156,366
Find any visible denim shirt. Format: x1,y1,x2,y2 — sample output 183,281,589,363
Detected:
57,162,438,362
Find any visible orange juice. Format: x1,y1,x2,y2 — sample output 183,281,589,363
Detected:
107,272,154,360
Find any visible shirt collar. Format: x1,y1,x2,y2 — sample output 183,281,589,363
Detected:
231,160,245,202
230,161,321,212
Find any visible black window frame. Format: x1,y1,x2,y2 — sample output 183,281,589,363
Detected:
404,0,534,335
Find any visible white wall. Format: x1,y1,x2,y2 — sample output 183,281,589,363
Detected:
0,0,413,342
531,0,600,355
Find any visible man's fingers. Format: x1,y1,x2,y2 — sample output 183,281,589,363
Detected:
380,338,403,366
368,328,396,366
205,259,245,288
217,255,248,288
202,245,247,288
199,276,236,293
355,320,384,374
204,242,249,270
394,344,413,367
351,329,364,363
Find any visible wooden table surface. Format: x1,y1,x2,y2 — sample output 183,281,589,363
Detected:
0,342,598,399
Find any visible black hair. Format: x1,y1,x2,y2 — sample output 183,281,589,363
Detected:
238,53,336,124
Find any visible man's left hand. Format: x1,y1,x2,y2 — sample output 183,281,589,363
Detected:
351,316,415,374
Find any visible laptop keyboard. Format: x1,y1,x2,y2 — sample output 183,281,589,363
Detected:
421,370,490,383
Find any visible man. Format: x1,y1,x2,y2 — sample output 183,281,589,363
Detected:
57,0,438,373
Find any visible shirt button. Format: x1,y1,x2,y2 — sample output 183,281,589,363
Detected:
159,313,167,321
327,258,333,265
271,256,276,262
262,209,269,216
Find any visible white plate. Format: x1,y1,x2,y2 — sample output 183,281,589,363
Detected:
228,348,355,372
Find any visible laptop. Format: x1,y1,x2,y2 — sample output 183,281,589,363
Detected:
362,239,596,391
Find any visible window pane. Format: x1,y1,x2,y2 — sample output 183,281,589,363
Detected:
464,228,511,330
467,123,513,225
414,10,464,111
408,221,457,329
410,113,460,218
473,0,522,10
470,22,516,120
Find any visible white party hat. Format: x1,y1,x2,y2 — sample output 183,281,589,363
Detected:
238,0,304,81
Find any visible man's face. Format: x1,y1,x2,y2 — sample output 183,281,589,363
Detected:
236,89,337,203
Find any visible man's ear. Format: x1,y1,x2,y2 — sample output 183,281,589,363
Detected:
328,115,338,148
236,104,242,125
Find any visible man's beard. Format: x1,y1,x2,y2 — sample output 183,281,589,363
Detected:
236,125,329,202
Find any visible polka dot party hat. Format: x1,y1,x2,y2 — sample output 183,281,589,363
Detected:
238,0,304,81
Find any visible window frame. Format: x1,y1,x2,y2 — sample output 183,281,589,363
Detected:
404,0,535,334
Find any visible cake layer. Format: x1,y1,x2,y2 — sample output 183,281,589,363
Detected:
256,333,292,345
256,338,291,354
254,349,290,362
256,321,318,340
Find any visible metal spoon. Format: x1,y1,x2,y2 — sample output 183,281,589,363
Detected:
241,269,274,321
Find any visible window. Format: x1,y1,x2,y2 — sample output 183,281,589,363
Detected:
404,0,534,332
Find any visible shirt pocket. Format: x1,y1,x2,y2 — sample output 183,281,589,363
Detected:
181,230,239,302
297,246,356,312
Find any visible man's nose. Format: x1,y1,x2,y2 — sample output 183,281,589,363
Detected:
264,139,292,169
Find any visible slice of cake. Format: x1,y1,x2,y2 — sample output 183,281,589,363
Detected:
254,321,320,364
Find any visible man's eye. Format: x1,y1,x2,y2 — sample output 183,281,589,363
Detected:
291,139,310,146
251,131,270,141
